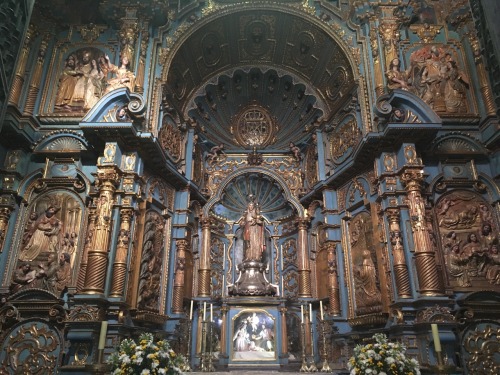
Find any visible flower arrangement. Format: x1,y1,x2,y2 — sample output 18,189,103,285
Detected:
348,333,420,375
108,332,187,375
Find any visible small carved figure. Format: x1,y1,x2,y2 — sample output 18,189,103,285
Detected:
83,59,105,110
385,58,410,91
480,223,498,251
103,54,136,94
479,203,493,224
116,106,130,121
19,205,62,262
485,245,500,284
463,233,488,276
289,142,301,162
70,50,94,109
10,263,35,294
206,143,225,163
447,243,471,287
444,58,469,113
238,198,266,262
54,54,80,111
390,108,406,122
354,250,382,313
53,253,72,295
439,204,478,229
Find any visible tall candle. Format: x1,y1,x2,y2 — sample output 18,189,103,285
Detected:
320,300,324,320
203,302,207,322
98,321,108,350
301,305,304,323
210,303,213,322
309,303,313,322
431,324,442,352
189,300,193,320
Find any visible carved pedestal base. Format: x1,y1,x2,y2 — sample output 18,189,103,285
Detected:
228,261,277,296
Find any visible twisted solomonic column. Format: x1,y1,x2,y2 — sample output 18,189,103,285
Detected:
297,217,312,298
110,208,134,298
198,216,212,297
172,239,189,313
82,168,120,295
386,208,412,298
325,241,341,315
401,169,443,296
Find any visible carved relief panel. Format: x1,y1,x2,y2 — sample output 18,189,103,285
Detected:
328,116,362,167
136,210,167,313
210,236,225,298
159,114,184,163
436,191,499,289
281,238,298,299
10,191,84,297
345,212,384,323
404,44,474,114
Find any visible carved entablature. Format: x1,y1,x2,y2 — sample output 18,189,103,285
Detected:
68,304,102,322
415,305,455,324
203,156,303,198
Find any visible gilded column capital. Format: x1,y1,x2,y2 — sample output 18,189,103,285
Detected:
94,167,122,188
296,217,310,230
385,208,400,225
200,216,212,229
120,208,134,221
400,168,425,192
176,238,189,251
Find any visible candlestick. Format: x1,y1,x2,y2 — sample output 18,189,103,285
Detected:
320,300,324,321
301,305,304,323
98,321,108,350
210,303,213,322
309,303,313,322
431,324,442,352
203,302,207,322
189,300,193,320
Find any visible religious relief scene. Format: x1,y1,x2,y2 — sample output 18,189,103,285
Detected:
0,1,499,374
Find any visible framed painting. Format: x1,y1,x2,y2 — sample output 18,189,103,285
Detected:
231,309,276,361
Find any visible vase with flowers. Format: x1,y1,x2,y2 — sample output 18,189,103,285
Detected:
108,332,187,375
348,333,420,375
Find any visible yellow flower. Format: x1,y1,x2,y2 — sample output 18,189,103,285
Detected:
377,361,383,367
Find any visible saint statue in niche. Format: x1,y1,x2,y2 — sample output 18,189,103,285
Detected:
238,197,266,262
228,196,276,296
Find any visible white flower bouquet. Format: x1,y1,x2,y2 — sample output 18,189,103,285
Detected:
108,332,187,375
348,333,420,375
